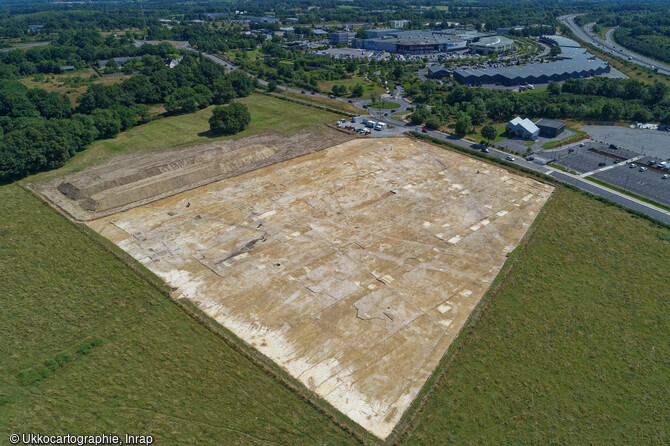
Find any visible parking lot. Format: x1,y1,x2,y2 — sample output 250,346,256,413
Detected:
590,157,670,207
543,141,640,174
583,125,670,159
336,119,407,137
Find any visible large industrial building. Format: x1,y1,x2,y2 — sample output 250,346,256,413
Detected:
352,29,503,55
329,32,356,45
452,36,610,86
469,36,515,54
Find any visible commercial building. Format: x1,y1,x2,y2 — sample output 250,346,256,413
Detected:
428,65,452,79
506,117,540,140
330,32,356,45
390,20,410,29
535,118,566,138
469,36,515,54
454,37,610,86
353,29,487,54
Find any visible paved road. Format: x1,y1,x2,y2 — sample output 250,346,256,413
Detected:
558,14,670,75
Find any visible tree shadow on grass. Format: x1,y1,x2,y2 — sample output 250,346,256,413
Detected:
197,129,225,138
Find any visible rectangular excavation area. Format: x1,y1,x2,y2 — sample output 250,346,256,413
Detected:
89,137,553,439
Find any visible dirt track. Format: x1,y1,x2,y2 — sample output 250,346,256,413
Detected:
87,136,553,439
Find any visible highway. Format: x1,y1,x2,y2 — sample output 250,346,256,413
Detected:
558,14,670,75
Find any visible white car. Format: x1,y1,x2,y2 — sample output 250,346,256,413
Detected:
506,156,515,161
662,174,669,179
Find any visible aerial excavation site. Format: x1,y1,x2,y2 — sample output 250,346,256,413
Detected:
40,133,553,438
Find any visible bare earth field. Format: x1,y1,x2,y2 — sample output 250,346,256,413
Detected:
82,136,553,439
36,128,353,221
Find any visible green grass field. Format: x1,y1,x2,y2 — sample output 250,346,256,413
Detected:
400,188,670,444
29,94,338,183
0,184,360,445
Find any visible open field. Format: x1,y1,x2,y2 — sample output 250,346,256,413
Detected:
0,184,360,445
317,76,387,100
281,90,362,114
87,136,553,439
28,94,340,183
19,69,132,105
400,188,670,444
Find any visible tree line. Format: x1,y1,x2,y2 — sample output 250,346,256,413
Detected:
0,54,257,182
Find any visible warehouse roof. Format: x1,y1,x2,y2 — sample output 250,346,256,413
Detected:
535,118,565,129
541,35,581,48
454,53,608,83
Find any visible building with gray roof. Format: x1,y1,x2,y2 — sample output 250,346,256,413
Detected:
454,36,610,86
469,36,515,54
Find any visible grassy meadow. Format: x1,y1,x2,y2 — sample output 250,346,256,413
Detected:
0,184,361,445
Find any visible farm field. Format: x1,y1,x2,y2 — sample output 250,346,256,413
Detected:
29,94,339,183
400,188,670,444
0,184,362,445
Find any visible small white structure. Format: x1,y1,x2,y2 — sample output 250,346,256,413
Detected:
506,117,540,140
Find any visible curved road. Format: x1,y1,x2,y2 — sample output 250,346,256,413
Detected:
558,14,670,75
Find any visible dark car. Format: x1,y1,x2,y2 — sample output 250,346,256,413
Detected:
598,161,606,166
311,91,317,95
614,159,621,164
609,143,619,150
301,90,306,94
348,99,354,103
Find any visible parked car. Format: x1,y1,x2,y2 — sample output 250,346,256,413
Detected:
525,155,535,161
609,143,620,150
506,156,515,161
579,142,585,147
348,99,354,103
422,128,429,133
301,90,306,94
482,148,490,153
598,162,606,166
639,167,648,172
629,163,637,168
613,159,621,164
662,174,669,179
568,148,575,153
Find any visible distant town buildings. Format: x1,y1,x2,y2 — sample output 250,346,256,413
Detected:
353,29,498,55
330,32,356,45
389,20,410,29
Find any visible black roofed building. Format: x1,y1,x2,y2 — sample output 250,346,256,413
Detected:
535,118,565,138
